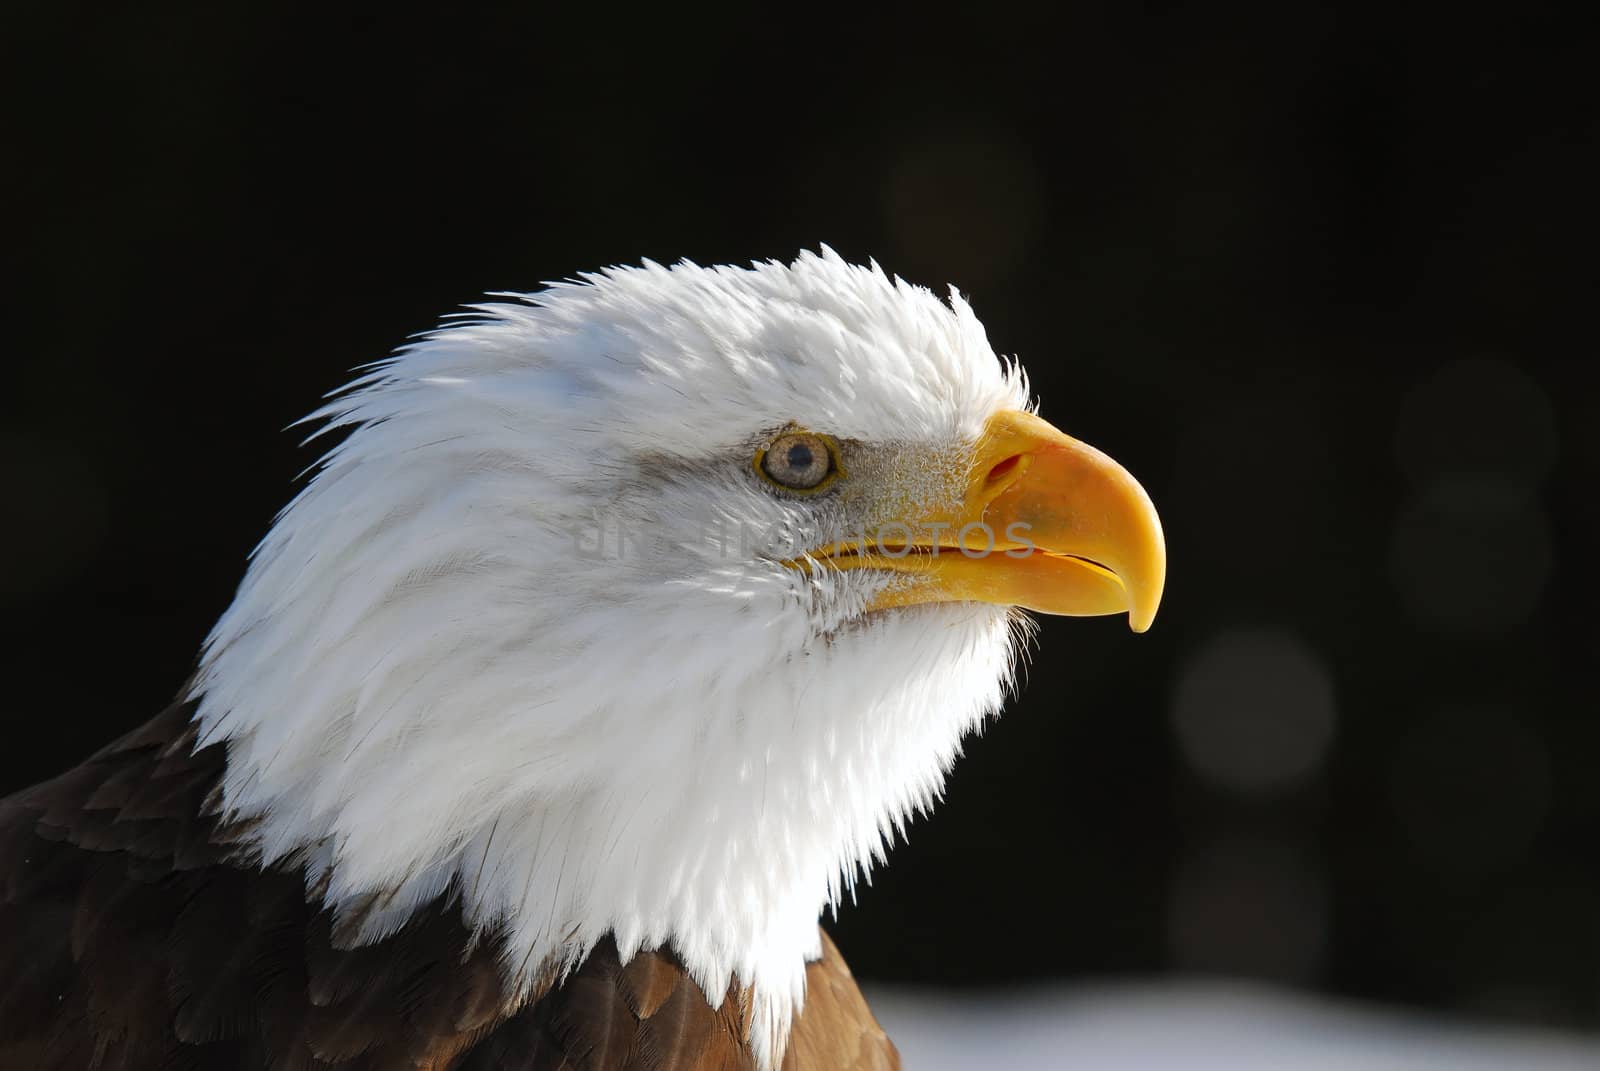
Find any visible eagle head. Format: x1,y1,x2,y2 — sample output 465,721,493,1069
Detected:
191,248,1165,1064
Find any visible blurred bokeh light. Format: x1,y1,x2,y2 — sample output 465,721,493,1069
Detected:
1172,627,1338,796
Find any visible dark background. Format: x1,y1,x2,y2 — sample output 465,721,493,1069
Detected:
5,3,1597,1032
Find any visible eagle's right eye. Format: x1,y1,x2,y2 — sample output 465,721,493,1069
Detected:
755,430,842,493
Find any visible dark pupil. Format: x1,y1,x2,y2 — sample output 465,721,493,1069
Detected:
785,443,815,471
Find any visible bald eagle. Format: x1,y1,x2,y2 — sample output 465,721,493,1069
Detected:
0,251,1164,1069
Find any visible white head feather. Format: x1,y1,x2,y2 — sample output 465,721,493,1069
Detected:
192,248,1034,1065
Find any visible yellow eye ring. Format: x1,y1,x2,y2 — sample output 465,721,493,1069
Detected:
753,429,844,494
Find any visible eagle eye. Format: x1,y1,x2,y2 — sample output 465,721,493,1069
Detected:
755,430,841,493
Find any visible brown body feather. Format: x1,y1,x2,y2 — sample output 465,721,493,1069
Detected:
0,700,898,1070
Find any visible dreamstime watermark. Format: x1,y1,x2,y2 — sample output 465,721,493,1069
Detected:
568,514,1035,562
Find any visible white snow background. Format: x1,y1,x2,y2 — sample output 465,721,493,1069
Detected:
867,982,1600,1070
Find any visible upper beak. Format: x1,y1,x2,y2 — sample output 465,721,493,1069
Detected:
813,409,1167,632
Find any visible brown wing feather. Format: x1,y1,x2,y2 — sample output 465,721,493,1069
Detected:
783,931,900,1071
0,698,899,1070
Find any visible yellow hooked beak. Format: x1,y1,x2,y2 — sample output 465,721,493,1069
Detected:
806,410,1166,631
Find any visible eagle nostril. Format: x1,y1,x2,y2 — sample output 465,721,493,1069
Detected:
985,454,1023,486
